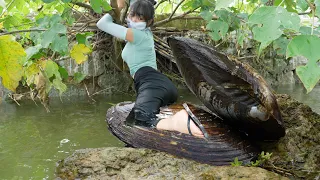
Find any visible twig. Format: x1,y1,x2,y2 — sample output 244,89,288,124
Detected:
168,0,185,20
155,0,166,10
84,83,96,102
153,7,200,27
0,29,46,36
89,87,113,97
0,0,14,17
72,2,93,11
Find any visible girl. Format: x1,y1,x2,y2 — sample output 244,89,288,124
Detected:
96,0,204,137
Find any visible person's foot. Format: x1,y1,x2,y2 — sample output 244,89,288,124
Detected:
156,109,204,138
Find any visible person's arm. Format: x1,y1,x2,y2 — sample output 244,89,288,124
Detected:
96,13,134,42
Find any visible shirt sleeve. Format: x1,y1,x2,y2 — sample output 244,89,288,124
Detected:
96,13,128,40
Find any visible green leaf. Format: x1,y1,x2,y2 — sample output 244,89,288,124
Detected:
90,0,102,13
26,44,42,60
200,10,212,22
260,0,268,4
284,0,297,13
42,0,55,3
62,0,72,2
74,72,86,83
51,35,68,55
249,6,300,53
237,32,245,48
315,0,320,18
101,0,112,11
58,67,68,80
41,23,67,48
297,0,308,11
52,78,67,95
273,36,289,56
215,9,240,31
61,7,75,25
206,20,229,41
43,60,61,80
0,35,26,92
76,33,87,45
286,35,320,93
215,0,234,10
11,0,25,11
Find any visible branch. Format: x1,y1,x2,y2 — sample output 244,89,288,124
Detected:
0,29,46,36
298,11,311,15
153,7,200,27
72,2,94,11
168,0,185,20
305,0,315,10
155,0,167,10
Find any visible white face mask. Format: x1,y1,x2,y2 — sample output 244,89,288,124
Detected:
127,19,147,30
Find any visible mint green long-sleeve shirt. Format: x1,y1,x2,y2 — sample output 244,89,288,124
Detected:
96,14,157,77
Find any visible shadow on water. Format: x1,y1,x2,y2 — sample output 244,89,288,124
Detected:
0,85,318,179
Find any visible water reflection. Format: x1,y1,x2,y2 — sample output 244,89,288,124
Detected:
274,84,320,114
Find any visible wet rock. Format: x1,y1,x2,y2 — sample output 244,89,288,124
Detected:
55,147,287,180
260,94,320,179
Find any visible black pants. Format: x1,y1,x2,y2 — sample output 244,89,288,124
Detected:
126,66,178,127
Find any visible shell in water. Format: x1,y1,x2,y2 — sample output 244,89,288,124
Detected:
106,101,259,166
167,37,285,140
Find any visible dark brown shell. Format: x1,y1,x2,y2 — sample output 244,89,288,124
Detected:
106,102,259,166
167,37,285,140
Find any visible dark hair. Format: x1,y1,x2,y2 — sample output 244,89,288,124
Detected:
130,0,156,26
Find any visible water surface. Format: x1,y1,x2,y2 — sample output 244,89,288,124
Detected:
0,85,319,179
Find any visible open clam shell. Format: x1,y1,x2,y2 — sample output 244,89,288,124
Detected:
167,37,285,140
106,102,259,165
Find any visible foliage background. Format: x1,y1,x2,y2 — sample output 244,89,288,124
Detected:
1,0,320,103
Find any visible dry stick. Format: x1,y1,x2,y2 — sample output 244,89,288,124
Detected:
89,87,113,97
84,83,96,102
153,7,200,27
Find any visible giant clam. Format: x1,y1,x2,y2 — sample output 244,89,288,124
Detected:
106,37,286,166
167,37,285,140
106,102,259,165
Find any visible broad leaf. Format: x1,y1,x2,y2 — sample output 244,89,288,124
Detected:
286,35,320,93
297,0,308,11
90,0,111,13
249,6,300,54
215,0,234,10
200,10,212,22
206,20,229,41
70,44,92,64
273,36,289,56
41,23,67,48
51,35,68,55
53,78,67,95
26,44,42,60
215,9,240,31
43,60,61,80
58,67,68,80
315,0,320,18
42,0,55,3
0,35,26,91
